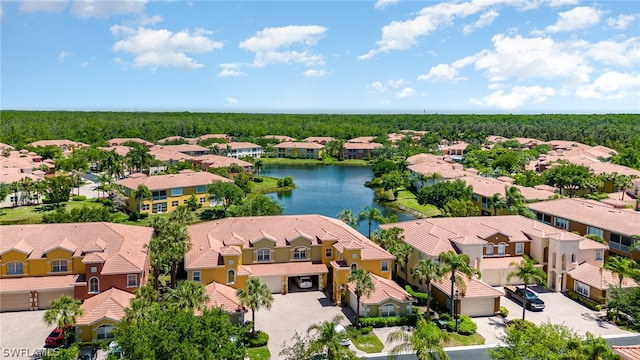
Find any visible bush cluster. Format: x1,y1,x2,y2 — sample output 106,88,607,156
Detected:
565,290,602,311
405,285,428,306
457,315,477,335
359,314,417,328
247,330,269,348
499,306,509,317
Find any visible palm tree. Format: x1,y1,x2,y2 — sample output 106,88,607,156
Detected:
135,184,152,214
412,258,444,321
9,181,20,207
613,173,634,201
170,205,193,225
348,269,375,328
164,280,210,312
387,316,449,360
148,218,192,290
254,158,263,176
439,250,480,319
389,240,412,282
337,209,357,228
95,173,112,198
43,295,84,348
358,206,385,238
307,315,358,360
507,255,547,321
237,278,274,334
604,256,638,321
487,192,506,216
581,332,620,360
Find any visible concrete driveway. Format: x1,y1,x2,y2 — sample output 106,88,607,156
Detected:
0,310,55,359
475,287,634,345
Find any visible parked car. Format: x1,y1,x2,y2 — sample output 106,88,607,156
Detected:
76,345,98,360
504,285,545,311
105,341,124,360
334,324,351,346
44,325,72,348
295,276,313,289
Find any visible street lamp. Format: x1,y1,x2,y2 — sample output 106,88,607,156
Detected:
454,289,460,333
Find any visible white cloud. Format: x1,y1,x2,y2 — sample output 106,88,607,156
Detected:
218,63,245,77
472,85,555,110
58,51,72,62
418,54,477,82
388,78,408,88
546,6,601,33
369,81,387,92
226,97,240,106
111,26,223,70
607,14,636,30
576,71,640,99
396,87,416,98
374,0,399,10
138,14,163,26
583,37,640,67
71,0,146,18
240,25,327,67
547,0,579,7
463,10,499,35
20,0,68,13
303,69,328,77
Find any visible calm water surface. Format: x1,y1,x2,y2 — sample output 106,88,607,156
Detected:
261,165,416,236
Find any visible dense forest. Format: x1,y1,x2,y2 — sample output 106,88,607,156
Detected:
2,111,639,152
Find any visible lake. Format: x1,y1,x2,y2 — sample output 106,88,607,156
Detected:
261,164,416,236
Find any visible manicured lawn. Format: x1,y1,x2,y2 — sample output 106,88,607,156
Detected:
441,332,485,347
352,333,385,353
247,346,271,360
384,189,440,218
250,176,295,194
0,200,106,225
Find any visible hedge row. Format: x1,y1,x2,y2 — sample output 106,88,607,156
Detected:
360,314,418,328
405,285,428,306
565,290,602,311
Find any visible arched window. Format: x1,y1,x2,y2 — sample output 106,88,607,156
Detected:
88,277,99,294
257,249,270,262
96,324,114,340
497,243,506,256
350,263,358,273
293,247,307,260
227,269,236,284
381,303,396,317
486,244,494,256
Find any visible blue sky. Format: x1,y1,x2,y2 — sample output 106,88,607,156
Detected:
1,0,639,113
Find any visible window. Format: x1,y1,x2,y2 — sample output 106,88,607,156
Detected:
481,197,489,208
575,281,590,297
486,244,494,256
127,274,138,287
472,194,479,202
200,197,207,204
536,212,551,225
89,277,99,294
171,201,178,207
96,324,114,340
171,188,183,196
142,204,150,211
515,243,524,255
381,304,396,317
595,250,603,261
51,260,68,273
90,266,97,273
497,243,506,256
571,254,576,263
152,190,167,201
587,226,604,239
350,263,358,273
609,233,632,253
325,248,332,258
352,253,357,259
196,185,206,193
192,271,201,282
227,269,236,284
257,249,271,262
228,259,234,265
7,262,23,275
554,217,569,230
381,261,389,272
152,202,167,213
293,247,307,260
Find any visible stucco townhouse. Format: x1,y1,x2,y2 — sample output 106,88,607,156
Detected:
273,142,324,159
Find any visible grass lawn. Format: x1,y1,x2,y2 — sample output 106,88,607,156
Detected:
250,176,295,194
0,199,106,225
352,333,385,353
246,346,270,360
441,332,486,347
260,157,368,167
382,189,440,218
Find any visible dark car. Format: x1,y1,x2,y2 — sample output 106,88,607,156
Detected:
76,345,98,360
44,328,65,348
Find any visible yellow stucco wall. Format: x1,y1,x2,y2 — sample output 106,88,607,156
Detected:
77,318,117,342
0,250,82,277
126,185,212,214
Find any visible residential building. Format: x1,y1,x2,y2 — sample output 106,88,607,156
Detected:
28,140,89,154
439,141,469,161
347,273,414,318
116,170,232,214
273,142,324,159
108,138,154,148
192,155,253,173
184,214,396,315
462,175,556,215
612,345,640,360
151,144,210,157
76,288,134,342
215,142,262,159
263,135,296,143
0,222,153,312
158,136,199,145
528,198,640,260
147,148,195,174
304,137,335,145
1,150,55,208
406,154,467,191
347,136,376,144
339,142,383,160
198,134,232,143
200,282,246,324
430,272,504,317
567,262,639,305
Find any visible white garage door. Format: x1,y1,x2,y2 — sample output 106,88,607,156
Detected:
38,289,75,310
0,293,30,312
348,290,364,316
259,276,282,294
461,297,495,317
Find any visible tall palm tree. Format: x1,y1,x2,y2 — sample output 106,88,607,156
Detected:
439,250,480,319
95,173,112,198
307,315,358,360
604,256,638,321
43,295,84,348
487,192,506,216
337,209,357,228
358,206,385,238
237,278,274,334
613,173,633,201
170,205,193,225
254,158,263,176
164,280,210,312
135,184,152,214
387,316,449,360
507,255,547,321
412,258,444,321
389,240,412,282
9,181,20,207
348,269,375,328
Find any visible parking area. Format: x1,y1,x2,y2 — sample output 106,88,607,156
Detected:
475,288,634,345
0,310,55,359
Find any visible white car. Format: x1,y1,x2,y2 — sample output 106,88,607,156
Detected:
295,276,313,289
334,324,351,346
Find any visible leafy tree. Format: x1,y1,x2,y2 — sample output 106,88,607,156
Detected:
0,183,9,213
387,316,449,360
513,170,544,187
164,280,209,312
234,171,253,193
45,175,73,206
237,278,274,334
306,315,359,360
504,186,536,218
348,269,375,328
417,179,473,209
43,295,84,348
170,205,194,225
370,227,404,250
95,173,112,198
231,194,283,217
412,258,444,321
277,176,295,188
487,193,507,216
604,256,639,321
506,255,547,321
207,181,244,212
442,199,480,217
358,206,385,238
439,251,480,318
187,193,200,211
108,188,128,212
380,170,406,199
125,143,153,174
544,162,595,198
42,206,112,223
337,209,357,228
134,184,152,214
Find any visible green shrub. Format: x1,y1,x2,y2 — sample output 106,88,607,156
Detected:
248,331,269,348
457,315,477,335
253,177,264,183
72,195,87,201
405,285,428,306
565,290,602,311
499,306,509,317
439,313,452,322
359,326,373,335
359,314,417,328
506,319,535,331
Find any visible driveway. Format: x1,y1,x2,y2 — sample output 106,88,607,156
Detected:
475,287,634,345
0,310,54,359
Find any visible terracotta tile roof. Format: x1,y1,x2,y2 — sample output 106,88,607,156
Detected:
482,256,525,270
195,155,253,170
0,142,14,150
528,198,640,236
612,345,640,360
461,175,555,200
148,148,195,162
43,238,78,255
200,282,245,314
348,273,413,304
263,135,296,142
198,134,229,141
221,142,261,150
432,272,504,298
1,223,152,275
0,274,76,293
0,239,33,256
274,142,324,150
77,288,134,326
347,136,376,143
186,215,393,270
239,262,329,277
28,140,88,148
407,156,467,179
304,137,335,143
116,171,230,191
342,143,383,150
98,146,131,157
108,138,154,147
568,262,639,290
151,144,209,153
